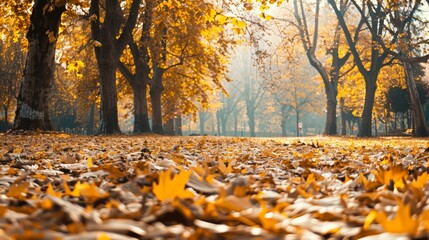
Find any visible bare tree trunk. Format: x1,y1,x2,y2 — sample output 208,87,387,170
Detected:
13,0,65,131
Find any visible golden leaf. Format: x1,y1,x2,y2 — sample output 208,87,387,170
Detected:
218,159,232,174
216,14,227,25
97,232,111,240
46,182,62,198
87,157,94,168
152,169,193,202
375,200,419,235
6,182,29,200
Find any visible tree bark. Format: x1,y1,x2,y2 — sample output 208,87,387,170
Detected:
246,106,256,137
340,99,347,135
13,0,65,131
98,29,121,134
4,107,9,127
359,77,377,137
150,66,165,134
325,96,338,135
164,118,175,135
405,62,427,136
87,103,95,135
91,0,140,134
133,83,151,133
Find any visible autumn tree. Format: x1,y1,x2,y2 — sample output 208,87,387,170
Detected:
369,0,429,136
0,37,24,127
216,91,240,136
292,0,358,135
229,47,266,137
90,0,140,134
118,0,235,134
328,0,393,137
11,0,65,130
266,46,323,137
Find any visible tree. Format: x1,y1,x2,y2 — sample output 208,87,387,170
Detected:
90,0,141,134
13,0,66,130
216,91,240,136
292,0,356,135
0,37,24,127
228,46,266,137
376,1,429,136
328,0,392,137
266,50,323,137
118,0,154,134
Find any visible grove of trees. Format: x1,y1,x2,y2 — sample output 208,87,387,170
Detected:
1,0,429,137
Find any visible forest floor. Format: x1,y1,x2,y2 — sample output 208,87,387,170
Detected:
1,133,429,239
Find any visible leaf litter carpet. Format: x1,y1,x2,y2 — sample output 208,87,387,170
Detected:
1,133,429,239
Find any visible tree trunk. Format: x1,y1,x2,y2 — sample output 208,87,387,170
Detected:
175,115,182,136
4,107,9,126
281,117,287,137
13,1,65,131
358,78,377,137
325,96,338,135
133,84,150,133
98,27,121,134
216,112,222,136
404,62,427,136
296,110,300,137
87,103,95,135
150,67,164,134
246,106,256,137
164,118,175,135
221,116,227,136
340,99,347,135
199,112,206,135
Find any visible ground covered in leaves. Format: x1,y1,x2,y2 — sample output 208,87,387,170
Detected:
1,134,429,239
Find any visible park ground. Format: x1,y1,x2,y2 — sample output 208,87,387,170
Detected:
1,133,429,239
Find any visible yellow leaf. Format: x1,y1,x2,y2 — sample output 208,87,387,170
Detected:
363,210,376,230
46,182,62,198
0,205,7,217
375,200,419,235
152,169,193,202
410,172,429,189
216,14,227,24
305,173,316,187
6,182,29,200
87,157,94,168
80,182,109,203
218,159,232,174
97,232,111,240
